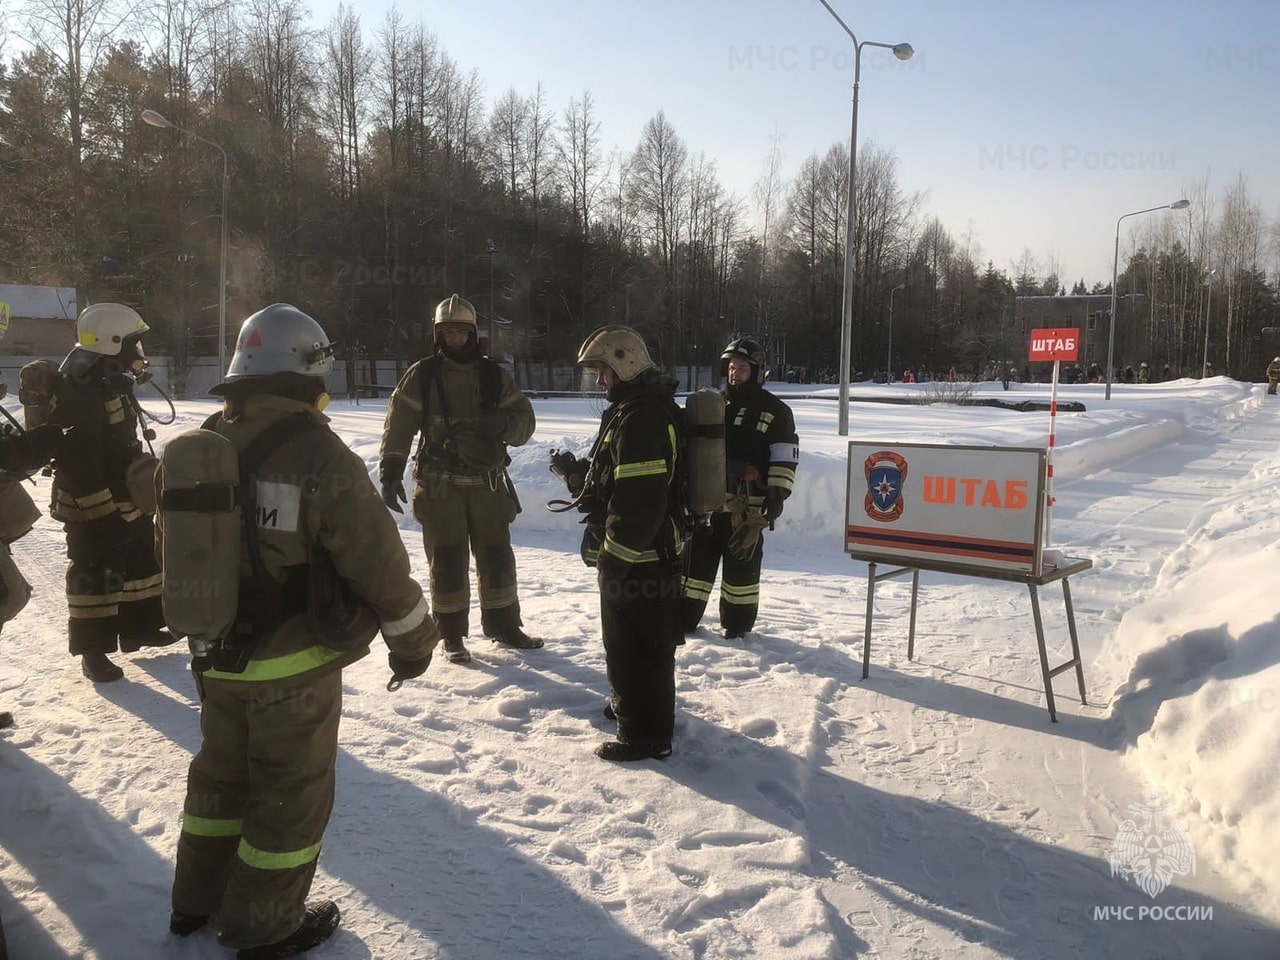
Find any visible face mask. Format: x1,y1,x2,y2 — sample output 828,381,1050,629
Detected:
315,392,330,412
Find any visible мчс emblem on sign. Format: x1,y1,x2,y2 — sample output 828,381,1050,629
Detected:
863,451,908,523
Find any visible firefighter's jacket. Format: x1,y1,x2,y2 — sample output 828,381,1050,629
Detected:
1268,359,1280,383
723,381,800,509
580,375,684,570
157,393,437,682
48,363,148,525
0,479,38,546
380,355,535,488
0,437,43,545
0,449,41,624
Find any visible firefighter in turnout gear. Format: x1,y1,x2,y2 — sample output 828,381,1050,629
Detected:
164,304,439,958
48,303,174,682
574,325,683,761
379,294,538,664
0,409,66,952
1267,356,1280,395
681,337,799,639
0,416,68,710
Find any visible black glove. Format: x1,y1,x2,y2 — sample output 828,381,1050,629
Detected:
763,486,786,522
380,457,407,513
382,479,406,513
550,449,587,495
22,423,66,464
386,650,432,691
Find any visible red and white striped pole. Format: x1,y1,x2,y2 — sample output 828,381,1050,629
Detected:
1027,327,1080,570
1045,359,1060,553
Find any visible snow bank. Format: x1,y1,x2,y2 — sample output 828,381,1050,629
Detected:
1098,394,1280,918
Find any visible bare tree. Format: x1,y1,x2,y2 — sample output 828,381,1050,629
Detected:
1217,173,1263,374
319,4,370,201
22,0,140,248
752,132,783,330
558,88,601,237
628,110,687,297
524,80,555,228
148,0,215,113
488,86,527,202
783,152,825,342
684,151,722,355
241,0,317,284
854,143,915,312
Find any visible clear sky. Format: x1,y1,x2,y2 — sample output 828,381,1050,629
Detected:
308,0,1280,286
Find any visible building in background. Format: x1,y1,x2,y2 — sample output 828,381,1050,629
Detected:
0,286,77,356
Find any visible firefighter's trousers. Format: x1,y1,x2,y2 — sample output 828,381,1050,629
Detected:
681,511,764,636
414,479,521,639
600,559,680,748
171,670,340,949
64,516,164,655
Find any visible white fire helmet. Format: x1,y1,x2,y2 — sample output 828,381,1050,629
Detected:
76,303,149,356
576,325,656,382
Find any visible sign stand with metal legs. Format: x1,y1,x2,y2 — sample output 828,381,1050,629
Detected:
845,439,1092,723
857,555,1091,722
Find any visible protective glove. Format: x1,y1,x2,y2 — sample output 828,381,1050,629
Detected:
550,449,588,495
380,457,407,513
0,424,61,472
726,512,769,561
24,423,67,463
386,650,432,691
763,486,786,523
381,480,406,513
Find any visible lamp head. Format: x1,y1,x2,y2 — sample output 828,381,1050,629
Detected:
1169,199,1190,210
141,109,174,129
892,43,914,61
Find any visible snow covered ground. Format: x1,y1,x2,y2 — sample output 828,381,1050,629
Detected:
1,376,1277,959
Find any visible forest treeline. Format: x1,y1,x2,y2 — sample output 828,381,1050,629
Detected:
2,0,1278,379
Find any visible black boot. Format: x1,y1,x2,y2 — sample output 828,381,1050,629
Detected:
442,636,472,665
492,626,543,649
595,740,672,762
236,900,340,959
81,652,124,683
169,911,208,936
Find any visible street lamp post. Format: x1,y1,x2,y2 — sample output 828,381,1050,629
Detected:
887,282,905,383
815,0,913,435
142,108,230,377
1106,198,1189,400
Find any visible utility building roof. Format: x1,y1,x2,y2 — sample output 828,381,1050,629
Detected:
0,285,78,320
